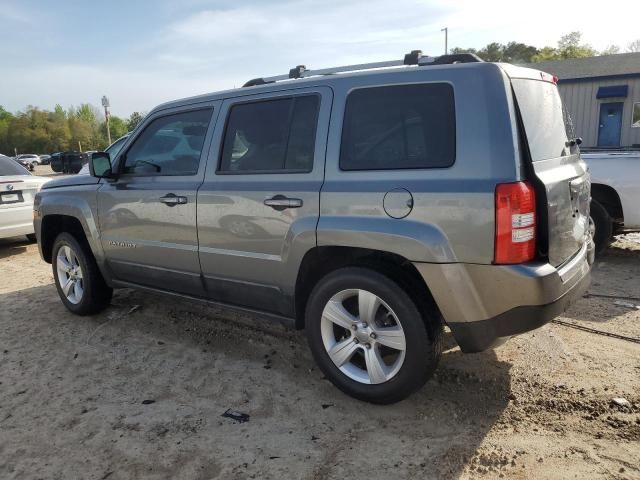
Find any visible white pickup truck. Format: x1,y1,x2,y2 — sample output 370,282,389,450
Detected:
582,152,640,254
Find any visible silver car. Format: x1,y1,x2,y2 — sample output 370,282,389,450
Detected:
35,52,594,403
0,155,49,240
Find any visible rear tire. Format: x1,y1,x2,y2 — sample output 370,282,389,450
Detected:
590,200,612,256
52,232,112,315
305,267,442,404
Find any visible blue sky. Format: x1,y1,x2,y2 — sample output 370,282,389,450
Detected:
2,0,639,117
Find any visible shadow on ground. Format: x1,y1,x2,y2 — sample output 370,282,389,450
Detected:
0,237,33,259
0,283,512,479
563,248,640,324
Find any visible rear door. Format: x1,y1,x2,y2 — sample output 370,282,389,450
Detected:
197,87,331,315
97,105,218,295
510,74,590,266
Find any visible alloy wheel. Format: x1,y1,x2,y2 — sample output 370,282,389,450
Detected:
56,245,84,304
320,289,406,384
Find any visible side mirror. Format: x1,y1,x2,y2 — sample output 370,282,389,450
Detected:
89,152,113,178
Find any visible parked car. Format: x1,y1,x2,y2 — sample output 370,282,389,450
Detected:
582,151,640,254
0,155,50,240
34,52,594,403
39,154,52,165
16,154,41,168
14,155,36,171
78,134,131,175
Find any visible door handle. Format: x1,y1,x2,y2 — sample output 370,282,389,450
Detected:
160,193,187,206
264,195,303,211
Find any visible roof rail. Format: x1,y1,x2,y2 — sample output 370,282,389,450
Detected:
242,50,483,87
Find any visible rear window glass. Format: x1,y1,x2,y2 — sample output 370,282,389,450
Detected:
512,79,576,161
0,157,30,176
340,83,455,171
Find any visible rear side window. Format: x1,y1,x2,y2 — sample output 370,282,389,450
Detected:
512,79,575,161
340,83,455,171
122,108,212,176
219,95,319,173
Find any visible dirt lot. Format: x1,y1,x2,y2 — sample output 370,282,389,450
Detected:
1,233,639,480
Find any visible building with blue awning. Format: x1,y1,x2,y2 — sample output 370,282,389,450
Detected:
525,53,640,149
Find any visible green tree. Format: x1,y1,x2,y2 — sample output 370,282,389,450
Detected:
502,42,540,63
600,45,620,55
0,106,15,154
110,116,128,138
531,46,559,62
48,105,71,151
450,42,539,63
1,103,116,154
478,42,504,62
557,32,596,58
532,32,597,62
101,115,128,145
449,46,478,55
127,111,145,131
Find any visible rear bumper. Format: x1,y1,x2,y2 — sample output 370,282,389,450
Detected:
0,204,35,239
414,239,594,352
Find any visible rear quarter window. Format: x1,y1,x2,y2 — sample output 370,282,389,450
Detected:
340,83,455,171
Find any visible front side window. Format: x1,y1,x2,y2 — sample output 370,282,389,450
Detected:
106,135,129,160
219,95,319,173
122,108,212,175
340,83,455,171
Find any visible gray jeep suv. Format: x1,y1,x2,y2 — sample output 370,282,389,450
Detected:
34,52,594,403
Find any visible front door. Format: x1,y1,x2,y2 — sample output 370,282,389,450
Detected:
97,105,218,296
197,87,332,315
597,102,623,146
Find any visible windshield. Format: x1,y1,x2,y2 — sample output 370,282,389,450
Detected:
0,156,31,176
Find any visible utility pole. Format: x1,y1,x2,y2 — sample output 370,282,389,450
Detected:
441,27,448,55
102,95,111,146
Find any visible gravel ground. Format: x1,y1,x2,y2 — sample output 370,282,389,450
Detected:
0,234,638,480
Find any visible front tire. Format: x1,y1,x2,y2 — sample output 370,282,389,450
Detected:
52,232,112,315
590,200,612,256
305,267,442,404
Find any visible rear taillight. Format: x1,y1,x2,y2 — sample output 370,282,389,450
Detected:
540,71,559,84
495,181,536,264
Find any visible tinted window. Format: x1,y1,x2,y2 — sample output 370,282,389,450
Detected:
512,79,575,161
105,135,129,160
0,156,30,176
340,84,455,171
123,109,212,175
219,95,319,173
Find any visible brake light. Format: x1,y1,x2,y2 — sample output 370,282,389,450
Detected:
495,181,536,264
540,71,558,84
